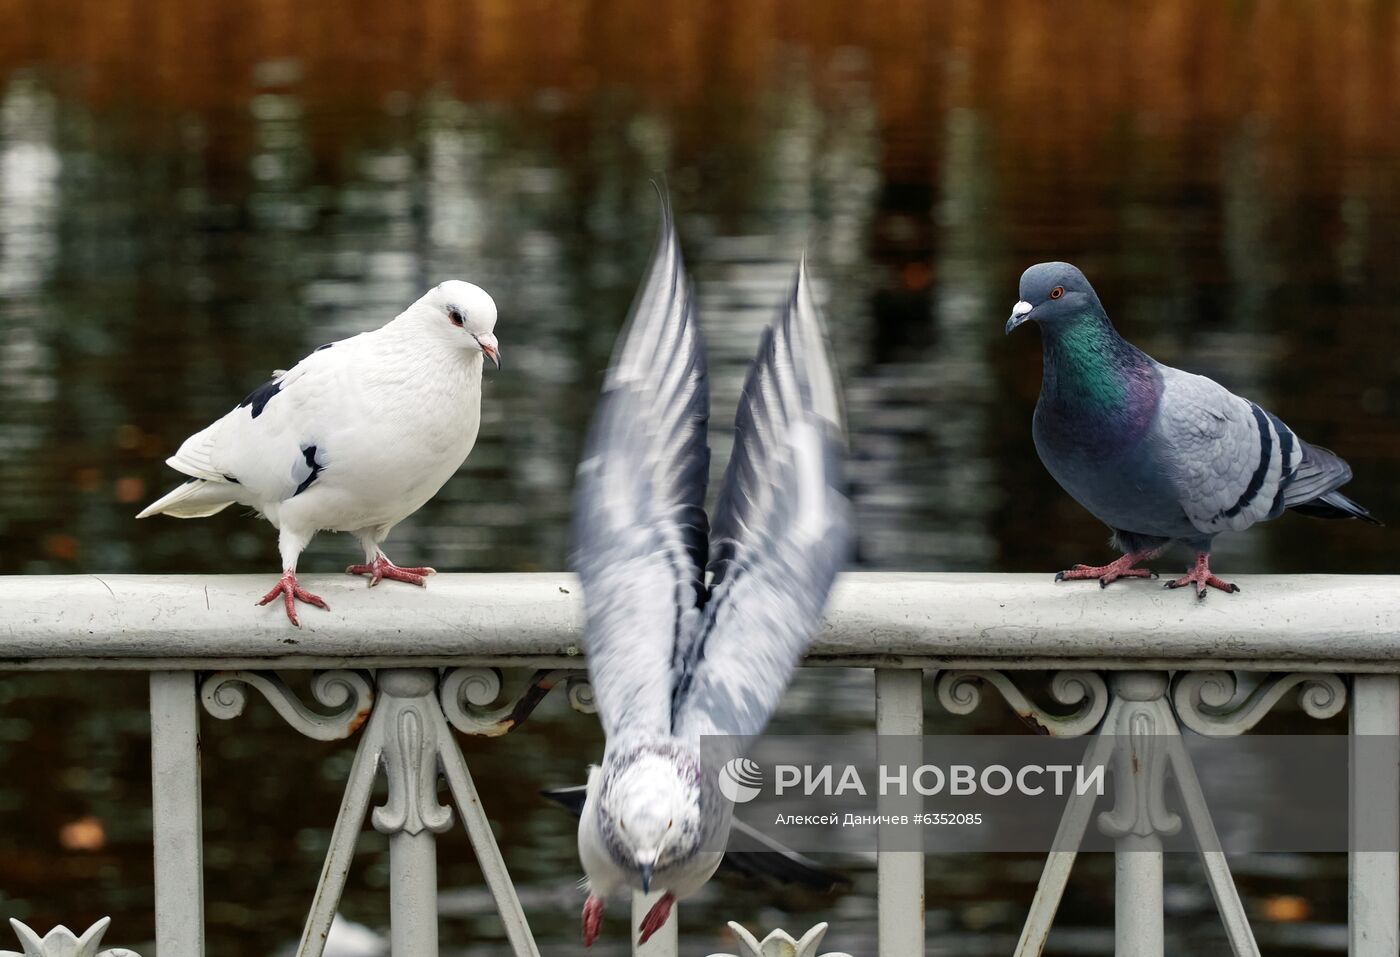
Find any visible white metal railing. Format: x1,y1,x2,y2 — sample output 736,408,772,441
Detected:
2,572,1398,956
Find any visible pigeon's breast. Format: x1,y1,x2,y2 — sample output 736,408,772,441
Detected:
293,350,483,530
1033,401,1198,541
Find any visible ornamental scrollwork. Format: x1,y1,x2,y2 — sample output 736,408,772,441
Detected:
1170,671,1346,736
706,922,854,957
0,918,140,957
440,667,595,736
934,669,1109,737
202,667,545,956
201,669,375,741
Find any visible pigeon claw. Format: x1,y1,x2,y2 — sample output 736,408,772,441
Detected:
637,892,676,946
1164,553,1239,599
582,894,605,948
1054,556,1156,587
256,570,330,627
346,555,437,588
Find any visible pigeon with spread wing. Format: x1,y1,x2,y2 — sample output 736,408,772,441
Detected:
570,198,850,946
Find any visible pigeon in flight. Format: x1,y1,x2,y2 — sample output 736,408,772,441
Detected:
540,784,852,895
570,198,849,946
138,282,501,624
1006,261,1377,596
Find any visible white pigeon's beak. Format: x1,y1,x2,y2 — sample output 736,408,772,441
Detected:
636,848,658,892
475,333,501,369
1005,300,1034,334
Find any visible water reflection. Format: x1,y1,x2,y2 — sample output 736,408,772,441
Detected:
1,1,1397,953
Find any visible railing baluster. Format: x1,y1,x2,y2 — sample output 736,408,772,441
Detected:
876,668,924,957
149,670,206,957
1115,834,1164,956
390,831,439,957
632,890,677,956
1350,674,1400,956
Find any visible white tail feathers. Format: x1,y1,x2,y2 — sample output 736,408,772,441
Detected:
163,418,233,482
136,479,237,519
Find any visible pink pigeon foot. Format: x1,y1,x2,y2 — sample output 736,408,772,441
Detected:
1165,552,1239,599
637,892,676,945
582,894,605,948
1054,548,1162,588
346,554,436,587
256,570,329,626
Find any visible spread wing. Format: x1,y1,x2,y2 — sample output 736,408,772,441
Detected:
570,196,710,742
672,260,849,742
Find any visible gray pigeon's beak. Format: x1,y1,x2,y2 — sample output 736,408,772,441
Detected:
1005,301,1033,335
476,333,501,369
638,862,654,893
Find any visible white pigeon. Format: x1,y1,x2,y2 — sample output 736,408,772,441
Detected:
138,281,500,625
570,198,849,947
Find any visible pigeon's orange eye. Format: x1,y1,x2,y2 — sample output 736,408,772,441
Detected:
1050,286,1064,300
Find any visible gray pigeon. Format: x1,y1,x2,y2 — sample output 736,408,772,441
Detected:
1006,262,1378,597
569,195,849,945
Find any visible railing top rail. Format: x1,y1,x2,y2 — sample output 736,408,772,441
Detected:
2,572,1397,672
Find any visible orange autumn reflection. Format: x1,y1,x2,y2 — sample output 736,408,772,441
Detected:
0,0,1395,157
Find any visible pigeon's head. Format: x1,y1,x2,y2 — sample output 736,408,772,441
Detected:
1005,262,1103,335
600,749,704,892
421,280,501,367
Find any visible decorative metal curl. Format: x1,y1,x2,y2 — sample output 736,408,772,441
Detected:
200,670,375,741
441,667,595,736
706,922,853,957
1097,703,1182,839
0,918,140,957
1171,671,1347,736
934,670,1109,737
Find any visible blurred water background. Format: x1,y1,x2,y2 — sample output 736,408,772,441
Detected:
0,1,1397,954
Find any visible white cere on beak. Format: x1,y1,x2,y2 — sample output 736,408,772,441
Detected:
1005,299,1036,335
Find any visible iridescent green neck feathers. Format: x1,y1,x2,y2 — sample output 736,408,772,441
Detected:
1040,313,1137,410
